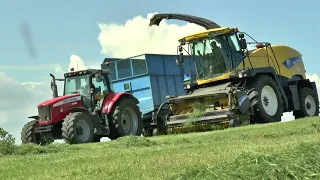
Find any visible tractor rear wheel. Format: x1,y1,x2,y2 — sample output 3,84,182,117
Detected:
247,75,284,123
293,87,319,119
108,98,142,139
62,112,94,144
21,120,41,144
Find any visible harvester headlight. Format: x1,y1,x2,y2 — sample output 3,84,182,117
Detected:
45,116,50,120
187,84,191,89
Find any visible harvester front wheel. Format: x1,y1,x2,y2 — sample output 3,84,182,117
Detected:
247,75,284,123
293,87,319,119
109,98,143,139
21,120,41,144
62,112,94,144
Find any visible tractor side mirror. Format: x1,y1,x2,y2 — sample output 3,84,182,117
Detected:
239,39,247,50
238,33,245,39
95,73,103,82
179,52,184,65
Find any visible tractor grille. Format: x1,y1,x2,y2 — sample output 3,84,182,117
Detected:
38,105,50,120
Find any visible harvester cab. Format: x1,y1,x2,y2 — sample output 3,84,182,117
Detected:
21,62,143,145
148,13,319,135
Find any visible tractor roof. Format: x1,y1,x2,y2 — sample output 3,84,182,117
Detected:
64,68,109,77
178,27,236,42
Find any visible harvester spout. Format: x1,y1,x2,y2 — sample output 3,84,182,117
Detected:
149,13,221,30
50,73,58,98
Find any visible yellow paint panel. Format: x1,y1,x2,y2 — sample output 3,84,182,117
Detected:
238,45,306,79
178,27,234,42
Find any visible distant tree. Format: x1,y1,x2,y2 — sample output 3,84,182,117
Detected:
0,127,15,144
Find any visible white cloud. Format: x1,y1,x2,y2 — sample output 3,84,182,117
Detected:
97,13,205,58
0,72,54,144
68,54,101,72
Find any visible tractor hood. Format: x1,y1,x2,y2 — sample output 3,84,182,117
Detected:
37,94,80,107
149,13,221,30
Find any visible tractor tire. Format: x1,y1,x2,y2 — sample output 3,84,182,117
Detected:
246,75,284,123
108,98,143,139
61,112,94,144
293,87,319,119
21,120,40,144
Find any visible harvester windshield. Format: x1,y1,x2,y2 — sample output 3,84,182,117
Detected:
188,32,243,81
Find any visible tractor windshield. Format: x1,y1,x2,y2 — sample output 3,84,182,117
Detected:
64,74,110,96
64,74,91,96
189,33,243,81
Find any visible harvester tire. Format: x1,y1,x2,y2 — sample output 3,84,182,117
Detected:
293,87,319,119
21,120,40,144
247,75,284,123
61,112,94,144
108,98,143,139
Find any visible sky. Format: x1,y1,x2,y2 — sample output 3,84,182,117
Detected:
0,0,320,144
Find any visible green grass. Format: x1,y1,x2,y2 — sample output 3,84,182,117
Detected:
1,117,320,180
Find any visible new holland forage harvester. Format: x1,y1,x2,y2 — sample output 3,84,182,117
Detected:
144,13,319,135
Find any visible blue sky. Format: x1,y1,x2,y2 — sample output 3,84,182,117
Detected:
1,0,319,82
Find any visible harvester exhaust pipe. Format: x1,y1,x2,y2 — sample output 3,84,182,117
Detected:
149,13,221,30
50,73,58,98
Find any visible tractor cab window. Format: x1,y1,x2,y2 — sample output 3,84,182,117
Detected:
91,73,109,95
64,74,89,95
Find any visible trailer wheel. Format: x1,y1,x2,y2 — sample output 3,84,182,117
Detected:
62,112,94,144
109,98,143,138
293,87,319,119
21,120,41,144
247,75,284,123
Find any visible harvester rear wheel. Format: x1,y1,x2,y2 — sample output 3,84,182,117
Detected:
247,75,284,123
61,112,94,144
21,120,41,144
293,87,319,119
108,98,143,139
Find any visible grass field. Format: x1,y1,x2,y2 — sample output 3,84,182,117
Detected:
1,117,320,180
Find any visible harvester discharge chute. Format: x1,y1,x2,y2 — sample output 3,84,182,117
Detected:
146,13,319,136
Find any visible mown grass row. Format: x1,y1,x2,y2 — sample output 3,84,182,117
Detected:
0,117,319,179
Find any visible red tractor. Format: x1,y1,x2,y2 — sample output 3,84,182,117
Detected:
21,66,143,145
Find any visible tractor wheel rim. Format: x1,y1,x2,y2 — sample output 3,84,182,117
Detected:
76,119,91,142
305,95,316,116
120,107,138,134
261,85,278,116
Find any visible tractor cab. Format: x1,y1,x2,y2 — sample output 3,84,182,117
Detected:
177,27,248,86
63,68,112,112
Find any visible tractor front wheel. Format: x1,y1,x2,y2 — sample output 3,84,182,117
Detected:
62,112,94,144
108,98,143,139
21,120,41,145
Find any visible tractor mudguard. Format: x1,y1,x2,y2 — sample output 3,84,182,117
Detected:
101,92,139,114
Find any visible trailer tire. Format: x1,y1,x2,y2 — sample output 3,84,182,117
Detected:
62,112,94,144
109,98,143,139
21,120,41,144
293,87,319,119
247,75,284,123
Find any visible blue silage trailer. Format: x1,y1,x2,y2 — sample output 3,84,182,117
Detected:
101,53,195,134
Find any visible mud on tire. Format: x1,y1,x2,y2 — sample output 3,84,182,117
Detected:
293,87,319,119
246,75,284,123
61,112,94,144
108,98,142,140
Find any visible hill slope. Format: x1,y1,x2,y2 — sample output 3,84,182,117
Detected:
1,117,320,180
